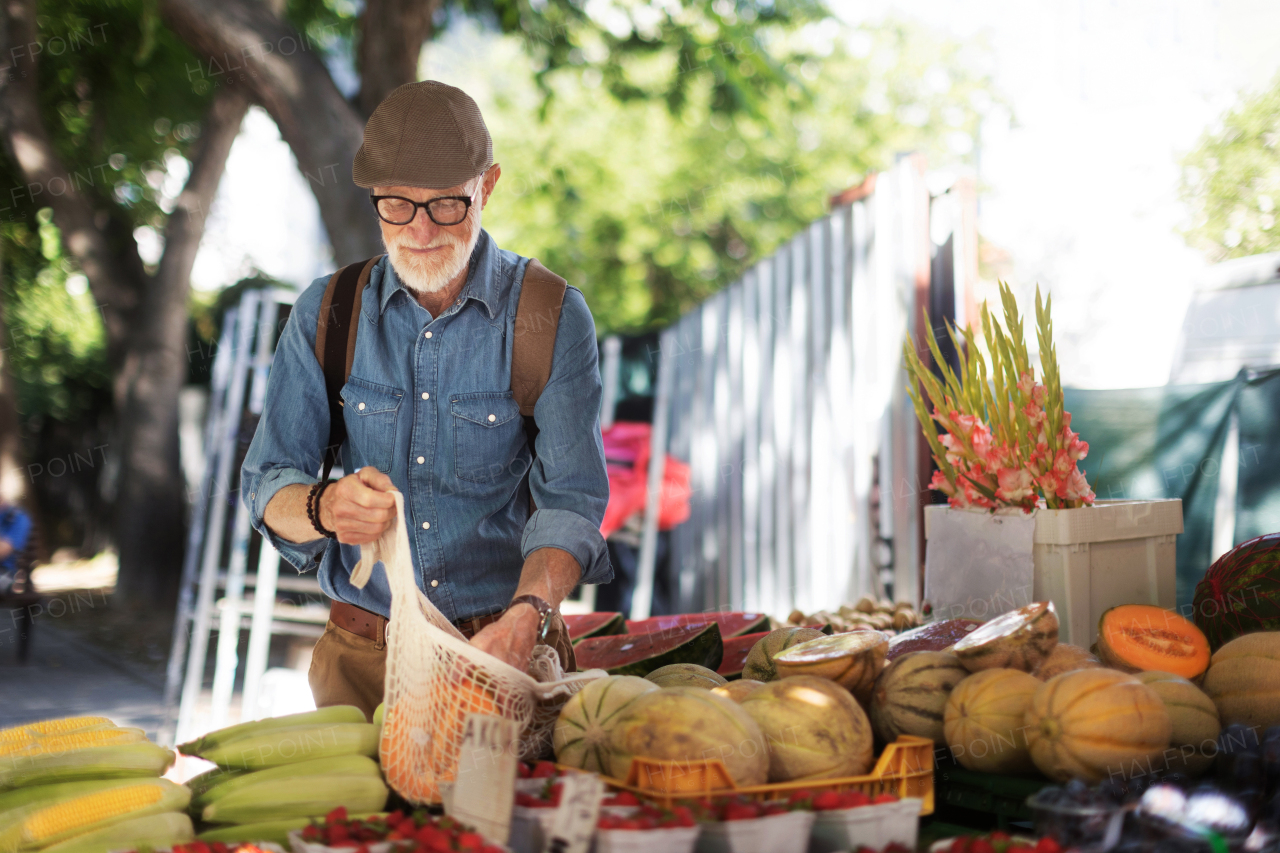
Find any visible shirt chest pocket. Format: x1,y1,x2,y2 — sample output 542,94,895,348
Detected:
451,392,526,484
340,376,404,474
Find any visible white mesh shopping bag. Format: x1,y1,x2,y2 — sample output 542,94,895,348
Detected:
349,490,602,804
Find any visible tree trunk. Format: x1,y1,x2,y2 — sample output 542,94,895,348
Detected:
158,0,384,264
0,0,251,606
356,0,438,119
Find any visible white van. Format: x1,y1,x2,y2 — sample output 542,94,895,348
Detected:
1169,251,1280,384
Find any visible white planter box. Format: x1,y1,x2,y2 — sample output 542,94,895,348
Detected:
924,500,1183,646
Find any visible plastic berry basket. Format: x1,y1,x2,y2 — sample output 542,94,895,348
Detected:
593,825,701,853
508,806,559,853
808,797,923,853
602,736,935,815
288,833,397,853
694,810,816,853
1026,791,1134,853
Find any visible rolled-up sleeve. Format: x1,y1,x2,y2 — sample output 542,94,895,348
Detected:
520,285,612,585
240,277,334,573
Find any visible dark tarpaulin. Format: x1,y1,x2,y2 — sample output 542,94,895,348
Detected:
1063,379,1239,607
1235,369,1280,543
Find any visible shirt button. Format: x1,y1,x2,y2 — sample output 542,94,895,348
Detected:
488,414,496,422
416,456,425,464
424,331,433,339
357,402,366,411
249,492,255,499
421,392,429,400
430,579,439,587
422,521,430,530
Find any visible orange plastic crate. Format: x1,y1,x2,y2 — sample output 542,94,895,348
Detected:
600,735,935,814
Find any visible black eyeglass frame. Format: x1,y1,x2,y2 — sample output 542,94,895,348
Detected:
368,191,474,226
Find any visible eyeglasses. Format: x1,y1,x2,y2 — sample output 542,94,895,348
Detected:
369,190,474,226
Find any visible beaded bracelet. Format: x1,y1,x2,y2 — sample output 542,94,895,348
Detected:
307,479,338,539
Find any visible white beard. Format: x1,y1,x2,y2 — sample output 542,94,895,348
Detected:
384,211,482,295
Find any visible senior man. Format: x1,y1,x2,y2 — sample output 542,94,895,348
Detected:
240,80,611,719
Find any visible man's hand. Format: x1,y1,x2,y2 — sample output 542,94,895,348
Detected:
319,467,397,545
470,603,540,672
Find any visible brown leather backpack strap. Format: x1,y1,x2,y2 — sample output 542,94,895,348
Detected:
511,258,567,416
314,254,384,481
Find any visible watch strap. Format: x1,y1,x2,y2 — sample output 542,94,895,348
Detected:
510,594,555,643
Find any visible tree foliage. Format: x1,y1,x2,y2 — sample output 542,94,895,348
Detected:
1180,72,1280,260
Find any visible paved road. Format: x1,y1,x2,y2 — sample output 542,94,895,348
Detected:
0,620,167,737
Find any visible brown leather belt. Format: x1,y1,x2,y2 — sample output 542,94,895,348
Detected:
329,599,505,642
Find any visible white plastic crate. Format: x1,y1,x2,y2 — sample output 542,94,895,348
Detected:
695,811,817,853
924,500,1183,646
807,798,922,853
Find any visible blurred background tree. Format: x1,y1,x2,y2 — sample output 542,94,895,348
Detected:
1180,71,1280,260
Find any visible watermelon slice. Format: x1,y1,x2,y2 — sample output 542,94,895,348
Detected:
1194,532,1280,650
574,623,723,676
716,631,771,680
886,618,982,661
624,612,770,638
563,612,626,644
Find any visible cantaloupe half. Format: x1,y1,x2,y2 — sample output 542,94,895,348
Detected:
773,630,889,704
1095,605,1211,682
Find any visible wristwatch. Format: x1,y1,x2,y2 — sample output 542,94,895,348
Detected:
510,594,555,644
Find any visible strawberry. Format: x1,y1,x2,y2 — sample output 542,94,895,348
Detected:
722,802,759,821
761,803,789,816
326,807,349,823
531,760,559,778
949,836,972,853
1034,839,1061,853
842,791,872,808
971,839,997,853
872,792,899,804
788,789,815,804
813,791,843,811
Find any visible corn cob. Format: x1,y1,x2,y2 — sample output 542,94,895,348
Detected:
181,767,248,800
0,779,161,825
178,706,366,758
0,720,113,747
200,774,388,824
197,723,379,770
0,729,145,761
0,743,174,792
372,704,385,728
38,812,193,853
0,779,188,852
191,755,380,810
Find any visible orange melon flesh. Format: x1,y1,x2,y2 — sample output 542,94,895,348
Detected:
1096,605,1211,680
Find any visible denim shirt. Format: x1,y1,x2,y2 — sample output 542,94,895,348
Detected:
240,228,612,623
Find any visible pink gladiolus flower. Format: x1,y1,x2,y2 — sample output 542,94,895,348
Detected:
1053,449,1072,477
1017,371,1035,397
970,423,993,458
997,467,1035,502
1036,471,1062,498
929,470,956,497
953,413,980,440
1031,384,1047,408
1064,468,1095,503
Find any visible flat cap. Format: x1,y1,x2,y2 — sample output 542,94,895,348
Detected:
352,80,493,190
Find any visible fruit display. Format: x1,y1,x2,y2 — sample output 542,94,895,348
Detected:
644,663,727,688
741,627,826,682
952,603,1060,674
870,651,969,744
573,622,724,676
943,669,1041,774
1199,630,1280,728
604,686,769,785
552,675,657,775
717,631,771,679
739,675,875,782
179,707,388,835
1031,644,1100,680
942,831,1062,853
886,619,982,661
783,598,922,635
1094,604,1211,681
296,807,504,853
1024,668,1172,783
772,631,889,704
0,716,190,853
626,612,770,637
1132,670,1221,777
1193,532,1280,650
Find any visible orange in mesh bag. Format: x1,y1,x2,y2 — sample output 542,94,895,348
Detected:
349,491,603,804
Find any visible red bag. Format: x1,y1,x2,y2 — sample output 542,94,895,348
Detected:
599,422,691,539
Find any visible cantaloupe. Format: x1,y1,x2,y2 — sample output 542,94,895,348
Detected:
1200,631,1280,730
1134,671,1220,777
742,628,825,682
645,664,727,689
1024,668,1172,783
869,651,968,745
553,675,657,774
772,630,889,704
1095,605,1211,682
952,603,1059,673
944,669,1040,775
1033,644,1101,680
740,676,874,782
712,680,766,703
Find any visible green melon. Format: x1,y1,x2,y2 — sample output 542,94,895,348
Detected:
742,628,824,682
1193,533,1280,651
1134,671,1220,777
645,664,728,689
552,675,657,774
870,650,968,744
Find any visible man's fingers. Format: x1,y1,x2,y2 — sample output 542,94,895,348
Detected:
357,466,396,493
348,487,395,510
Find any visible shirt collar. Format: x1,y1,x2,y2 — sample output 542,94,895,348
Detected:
375,228,501,321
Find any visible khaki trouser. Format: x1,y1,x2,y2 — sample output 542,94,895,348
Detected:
308,612,577,721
